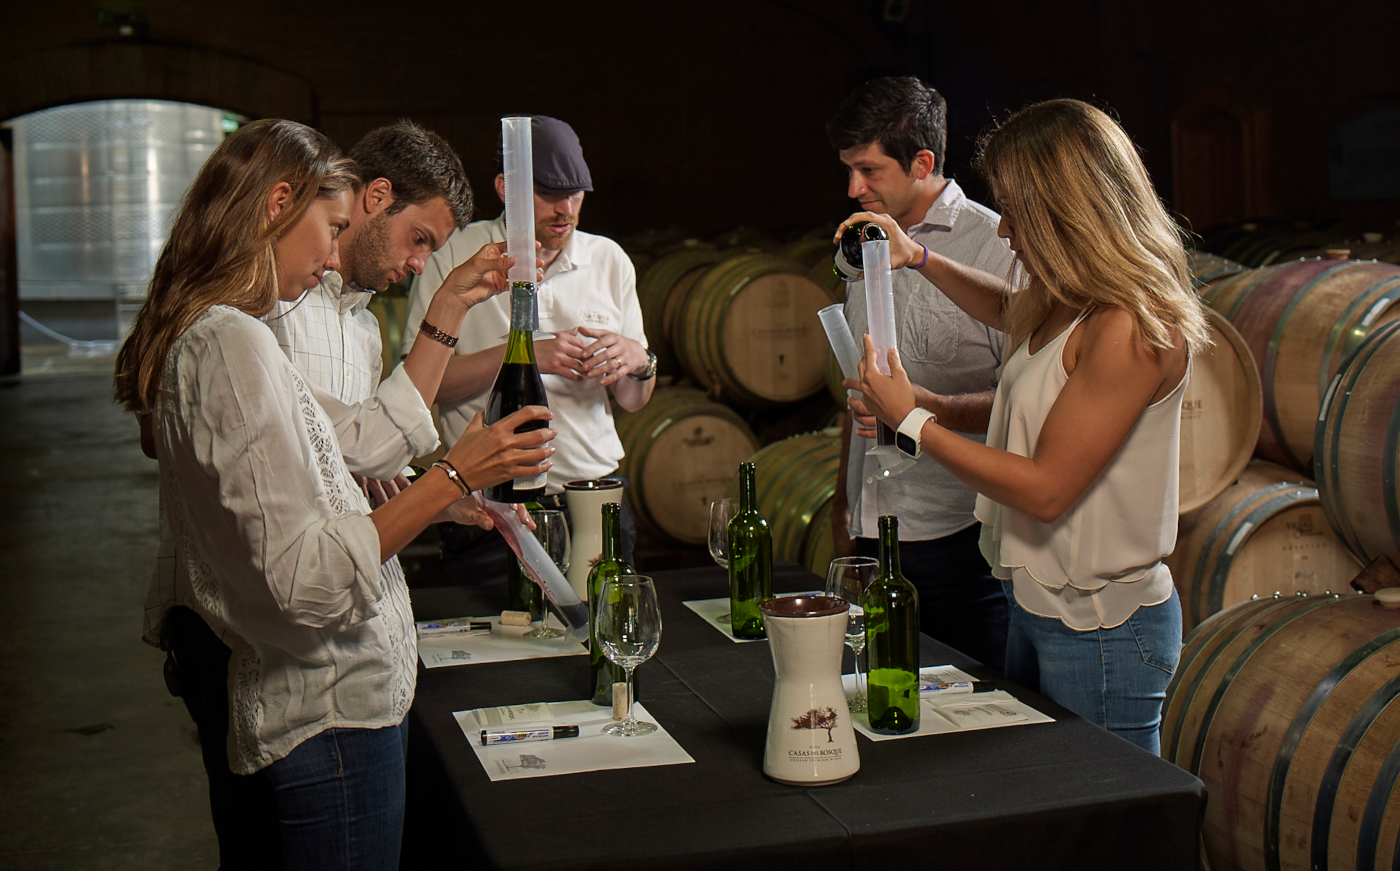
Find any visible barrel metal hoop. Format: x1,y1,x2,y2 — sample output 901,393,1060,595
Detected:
1262,262,1354,471
1220,266,1280,320
1354,700,1400,871
1206,488,1320,618
1319,276,1400,401
1263,626,1400,871
1190,481,1309,624
1189,598,1336,776
1303,655,1400,871
1164,598,1275,757
1321,320,1400,560
1168,597,1299,765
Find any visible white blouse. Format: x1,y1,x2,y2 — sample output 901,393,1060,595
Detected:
976,309,1187,631
145,305,439,774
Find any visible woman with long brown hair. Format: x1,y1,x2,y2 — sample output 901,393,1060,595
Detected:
115,118,552,867
843,99,1209,753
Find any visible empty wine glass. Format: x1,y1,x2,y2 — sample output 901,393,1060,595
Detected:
595,575,662,736
825,556,879,713
524,508,570,640
708,497,735,624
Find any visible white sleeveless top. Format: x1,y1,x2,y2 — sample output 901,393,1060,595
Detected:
975,309,1188,630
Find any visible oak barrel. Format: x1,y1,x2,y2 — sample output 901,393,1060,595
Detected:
1161,593,1400,871
635,244,726,377
675,253,836,408
615,387,760,545
1166,460,1363,630
1202,258,1400,472
725,429,841,571
1188,250,1247,288
1178,308,1262,513
1315,318,1400,568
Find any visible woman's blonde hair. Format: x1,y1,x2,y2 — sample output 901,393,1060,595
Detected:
114,119,359,412
976,99,1210,357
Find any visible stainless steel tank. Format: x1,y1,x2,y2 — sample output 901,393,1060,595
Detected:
11,100,230,340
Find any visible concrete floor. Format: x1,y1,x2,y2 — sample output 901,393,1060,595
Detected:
0,345,219,868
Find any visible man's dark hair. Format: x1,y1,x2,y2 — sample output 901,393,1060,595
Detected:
827,76,947,175
350,120,473,229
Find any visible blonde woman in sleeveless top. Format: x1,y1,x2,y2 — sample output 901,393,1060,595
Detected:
840,99,1210,754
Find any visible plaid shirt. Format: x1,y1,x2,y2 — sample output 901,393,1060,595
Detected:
264,271,383,403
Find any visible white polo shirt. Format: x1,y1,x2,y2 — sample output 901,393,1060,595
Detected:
403,214,646,494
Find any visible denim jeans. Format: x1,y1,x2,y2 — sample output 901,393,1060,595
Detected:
264,721,409,871
857,524,1009,674
1002,581,1182,754
166,606,408,870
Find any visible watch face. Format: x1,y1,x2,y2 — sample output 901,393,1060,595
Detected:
896,431,918,458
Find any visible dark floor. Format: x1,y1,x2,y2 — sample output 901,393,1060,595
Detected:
0,345,219,868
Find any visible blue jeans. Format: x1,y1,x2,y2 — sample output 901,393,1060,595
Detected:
264,721,409,871
1002,581,1181,754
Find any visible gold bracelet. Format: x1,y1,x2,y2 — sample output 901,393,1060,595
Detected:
431,459,471,499
419,319,458,349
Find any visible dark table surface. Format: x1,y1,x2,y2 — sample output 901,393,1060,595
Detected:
403,564,1204,871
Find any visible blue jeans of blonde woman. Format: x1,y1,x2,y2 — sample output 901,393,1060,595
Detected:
1001,581,1182,754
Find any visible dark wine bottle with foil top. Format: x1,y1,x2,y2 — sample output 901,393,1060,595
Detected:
832,221,889,282
864,515,920,734
485,281,549,503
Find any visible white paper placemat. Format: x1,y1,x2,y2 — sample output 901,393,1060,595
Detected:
846,667,1053,741
681,593,823,643
417,616,586,668
457,700,695,781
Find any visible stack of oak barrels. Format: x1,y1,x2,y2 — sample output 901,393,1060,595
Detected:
615,230,845,572
1163,249,1400,871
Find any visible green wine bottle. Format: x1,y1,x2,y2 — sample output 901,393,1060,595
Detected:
864,515,920,734
727,461,772,639
485,282,548,503
588,502,633,706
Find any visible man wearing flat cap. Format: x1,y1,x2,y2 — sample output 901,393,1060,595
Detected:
404,115,654,565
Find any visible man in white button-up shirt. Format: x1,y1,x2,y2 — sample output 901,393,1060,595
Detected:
829,77,1015,674
404,116,654,568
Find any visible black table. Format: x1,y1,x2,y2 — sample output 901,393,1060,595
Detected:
404,564,1204,870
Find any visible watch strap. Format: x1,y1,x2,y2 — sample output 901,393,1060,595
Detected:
896,408,936,458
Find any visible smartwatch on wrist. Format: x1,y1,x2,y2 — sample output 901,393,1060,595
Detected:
896,408,937,458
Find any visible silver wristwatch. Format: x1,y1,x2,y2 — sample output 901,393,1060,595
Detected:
628,350,658,381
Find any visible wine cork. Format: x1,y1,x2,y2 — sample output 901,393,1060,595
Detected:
611,682,630,719
500,610,533,626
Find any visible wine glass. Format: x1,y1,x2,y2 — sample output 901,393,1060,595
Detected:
708,497,736,624
595,575,662,736
524,508,570,640
825,556,879,713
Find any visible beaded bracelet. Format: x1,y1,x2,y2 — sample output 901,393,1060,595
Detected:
419,319,458,349
431,459,471,499
906,242,930,270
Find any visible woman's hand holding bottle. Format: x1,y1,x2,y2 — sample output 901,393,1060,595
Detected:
444,409,555,495
833,212,924,269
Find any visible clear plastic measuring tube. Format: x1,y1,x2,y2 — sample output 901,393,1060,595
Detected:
862,239,896,377
501,117,536,287
818,303,861,400
479,497,590,641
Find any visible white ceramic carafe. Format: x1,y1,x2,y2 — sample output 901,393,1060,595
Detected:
562,478,625,600
761,595,860,786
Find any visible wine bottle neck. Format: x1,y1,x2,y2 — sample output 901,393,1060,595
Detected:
504,282,538,365
738,463,757,512
878,515,901,577
600,504,622,560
